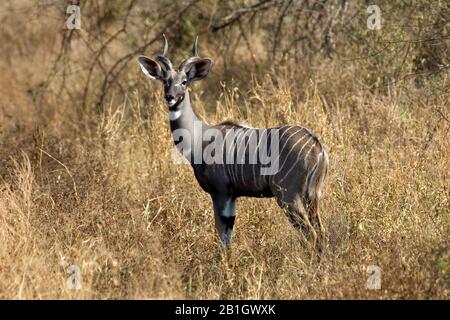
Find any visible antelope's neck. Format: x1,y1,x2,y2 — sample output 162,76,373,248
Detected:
169,91,201,133
169,90,206,162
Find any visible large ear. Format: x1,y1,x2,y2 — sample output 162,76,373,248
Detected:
138,56,163,80
185,58,213,82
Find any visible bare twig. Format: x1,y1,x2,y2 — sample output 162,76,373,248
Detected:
39,148,79,203
211,0,276,32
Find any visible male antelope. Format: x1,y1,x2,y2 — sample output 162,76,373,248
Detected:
138,36,328,249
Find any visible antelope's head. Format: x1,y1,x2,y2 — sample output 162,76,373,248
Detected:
138,35,213,110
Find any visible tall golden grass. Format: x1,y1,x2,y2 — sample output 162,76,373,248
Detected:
0,1,448,299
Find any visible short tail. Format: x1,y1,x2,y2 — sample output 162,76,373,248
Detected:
306,148,328,201
305,148,328,240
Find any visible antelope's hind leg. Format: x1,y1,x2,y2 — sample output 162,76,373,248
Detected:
286,199,326,256
211,194,236,247
272,182,322,253
306,196,325,239
280,197,318,244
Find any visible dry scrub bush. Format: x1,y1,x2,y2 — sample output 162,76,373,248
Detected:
1,72,448,298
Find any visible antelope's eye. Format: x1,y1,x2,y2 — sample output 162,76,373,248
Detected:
182,80,187,85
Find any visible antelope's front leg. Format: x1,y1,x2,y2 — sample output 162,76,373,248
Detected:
211,194,236,246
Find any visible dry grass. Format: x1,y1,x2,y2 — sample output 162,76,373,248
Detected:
0,1,448,299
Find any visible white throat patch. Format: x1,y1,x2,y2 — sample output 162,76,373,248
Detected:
169,110,181,121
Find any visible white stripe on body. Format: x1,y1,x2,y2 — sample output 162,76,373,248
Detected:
303,140,317,166
275,132,310,178
269,127,305,184
278,136,314,183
